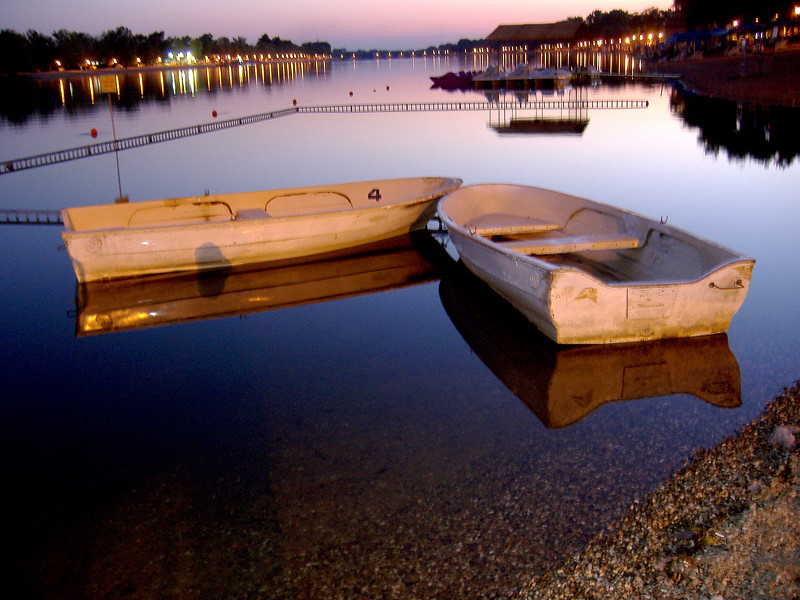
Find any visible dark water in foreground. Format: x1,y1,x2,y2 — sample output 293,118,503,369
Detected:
1,57,799,598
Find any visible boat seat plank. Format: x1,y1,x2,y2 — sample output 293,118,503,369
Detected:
500,233,641,255
466,213,561,237
236,209,271,220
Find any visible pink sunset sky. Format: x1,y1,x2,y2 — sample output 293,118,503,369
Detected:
1,0,672,49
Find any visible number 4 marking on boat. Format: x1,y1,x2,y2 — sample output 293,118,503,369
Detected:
369,188,382,202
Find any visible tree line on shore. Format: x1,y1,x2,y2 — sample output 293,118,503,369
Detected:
0,27,333,74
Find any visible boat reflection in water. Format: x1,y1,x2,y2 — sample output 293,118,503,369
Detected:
75,234,441,336
489,117,589,135
439,263,741,429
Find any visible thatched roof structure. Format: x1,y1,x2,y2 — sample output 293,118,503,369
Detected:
487,21,586,46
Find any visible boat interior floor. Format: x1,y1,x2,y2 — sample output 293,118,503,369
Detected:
542,250,689,284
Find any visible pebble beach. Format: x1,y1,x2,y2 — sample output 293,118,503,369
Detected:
516,382,800,599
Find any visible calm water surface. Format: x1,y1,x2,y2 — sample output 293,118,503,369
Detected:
2,56,799,598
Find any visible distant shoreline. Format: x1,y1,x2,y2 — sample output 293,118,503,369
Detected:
20,47,800,109
23,57,333,80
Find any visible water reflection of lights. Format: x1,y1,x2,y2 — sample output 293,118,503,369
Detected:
466,48,647,75
52,60,332,107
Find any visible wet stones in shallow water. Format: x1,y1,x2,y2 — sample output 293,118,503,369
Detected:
769,425,798,449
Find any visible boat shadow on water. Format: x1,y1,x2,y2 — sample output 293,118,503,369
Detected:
74,233,445,336
439,262,742,429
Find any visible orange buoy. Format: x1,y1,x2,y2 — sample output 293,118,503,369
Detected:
90,128,97,138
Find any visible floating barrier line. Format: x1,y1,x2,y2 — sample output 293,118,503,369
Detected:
0,208,63,225
298,100,648,114
0,100,648,176
0,107,299,176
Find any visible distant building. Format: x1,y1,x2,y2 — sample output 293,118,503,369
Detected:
486,20,588,49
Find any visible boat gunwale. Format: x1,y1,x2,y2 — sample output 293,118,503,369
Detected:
62,193,440,237
439,184,755,289
61,177,462,235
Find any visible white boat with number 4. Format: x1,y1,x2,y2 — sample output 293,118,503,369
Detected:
62,177,461,282
438,184,754,344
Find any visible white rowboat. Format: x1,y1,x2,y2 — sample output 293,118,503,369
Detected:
62,177,461,282
438,184,754,344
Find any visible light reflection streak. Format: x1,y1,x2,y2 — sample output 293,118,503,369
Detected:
37,60,333,112
473,49,649,76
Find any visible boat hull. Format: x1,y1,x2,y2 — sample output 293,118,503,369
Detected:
439,184,754,345
62,177,461,282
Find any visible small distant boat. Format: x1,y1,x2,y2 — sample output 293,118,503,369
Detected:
438,184,754,344
527,67,573,89
506,66,573,90
430,71,476,90
472,65,505,89
61,177,461,282
572,65,601,85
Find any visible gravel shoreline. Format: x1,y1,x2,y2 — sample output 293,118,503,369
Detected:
516,382,800,600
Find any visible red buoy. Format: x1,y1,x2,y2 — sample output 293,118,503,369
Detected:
90,128,98,138
212,110,217,117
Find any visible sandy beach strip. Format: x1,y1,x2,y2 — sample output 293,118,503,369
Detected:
652,45,800,108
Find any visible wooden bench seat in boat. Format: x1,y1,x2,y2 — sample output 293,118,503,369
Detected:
236,208,271,220
499,233,642,255
466,213,561,237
